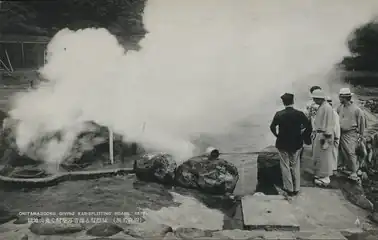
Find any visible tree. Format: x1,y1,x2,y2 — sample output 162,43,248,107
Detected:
340,20,378,72
0,0,147,48
0,1,47,35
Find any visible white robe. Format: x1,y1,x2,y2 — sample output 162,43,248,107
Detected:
332,109,340,170
312,101,335,178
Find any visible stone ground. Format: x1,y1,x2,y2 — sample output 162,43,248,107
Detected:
250,143,378,239
0,217,377,240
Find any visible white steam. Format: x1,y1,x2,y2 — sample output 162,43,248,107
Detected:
8,0,378,163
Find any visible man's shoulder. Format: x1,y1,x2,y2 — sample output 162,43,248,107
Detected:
322,102,334,110
354,104,365,115
275,109,286,116
292,108,306,115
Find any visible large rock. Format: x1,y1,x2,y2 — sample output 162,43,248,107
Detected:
362,98,378,114
134,153,177,184
124,222,172,238
0,117,41,168
86,223,124,237
29,222,84,235
175,156,239,194
174,227,213,239
255,146,282,194
0,119,143,172
0,204,16,224
60,121,143,170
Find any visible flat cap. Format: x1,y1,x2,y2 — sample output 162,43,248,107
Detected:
280,93,294,100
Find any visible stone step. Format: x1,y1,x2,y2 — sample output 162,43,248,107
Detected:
241,195,300,231
213,229,348,240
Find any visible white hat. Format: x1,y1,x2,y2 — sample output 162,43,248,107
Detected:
326,96,332,102
339,88,353,96
311,89,326,99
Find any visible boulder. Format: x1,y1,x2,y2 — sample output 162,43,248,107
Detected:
255,146,282,194
174,227,213,239
86,223,124,237
60,121,143,170
29,222,84,235
61,122,140,170
13,215,30,224
0,204,16,224
175,156,239,194
124,222,172,238
335,175,374,211
0,119,143,171
0,118,41,167
362,98,378,114
134,153,177,184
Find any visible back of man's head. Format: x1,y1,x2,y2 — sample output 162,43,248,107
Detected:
281,93,294,106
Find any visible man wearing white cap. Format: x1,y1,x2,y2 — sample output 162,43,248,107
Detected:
326,96,341,171
337,88,366,181
311,89,335,186
304,86,322,131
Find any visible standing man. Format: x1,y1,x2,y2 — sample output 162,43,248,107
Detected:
337,88,366,181
304,86,322,130
311,89,335,187
270,93,310,196
326,96,341,172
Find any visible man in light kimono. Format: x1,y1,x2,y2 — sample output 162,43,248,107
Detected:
337,88,366,181
311,89,335,186
326,96,341,172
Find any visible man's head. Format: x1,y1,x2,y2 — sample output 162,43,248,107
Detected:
280,93,294,106
339,88,353,104
310,86,321,94
311,89,326,105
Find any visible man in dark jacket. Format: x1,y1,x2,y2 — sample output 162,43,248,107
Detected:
270,93,310,196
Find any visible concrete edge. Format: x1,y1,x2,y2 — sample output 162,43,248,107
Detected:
0,168,135,189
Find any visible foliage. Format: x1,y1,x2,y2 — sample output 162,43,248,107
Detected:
340,21,378,72
0,0,147,47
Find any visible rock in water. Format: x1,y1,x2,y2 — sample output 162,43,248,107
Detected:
175,156,239,194
134,153,177,184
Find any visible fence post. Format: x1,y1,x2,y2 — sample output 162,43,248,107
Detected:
109,128,114,164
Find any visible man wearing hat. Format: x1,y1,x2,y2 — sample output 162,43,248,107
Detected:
337,88,366,181
326,96,341,172
270,93,310,196
304,86,322,130
311,89,336,186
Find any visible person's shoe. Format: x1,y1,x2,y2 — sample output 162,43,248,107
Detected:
289,191,299,196
314,177,330,187
348,173,359,181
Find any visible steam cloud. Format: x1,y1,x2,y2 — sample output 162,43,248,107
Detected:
8,0,378,164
